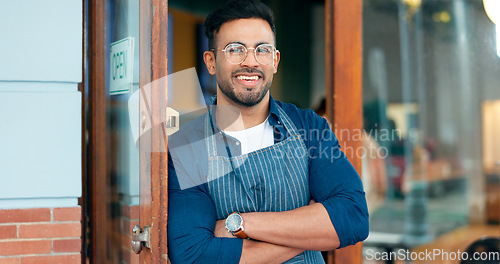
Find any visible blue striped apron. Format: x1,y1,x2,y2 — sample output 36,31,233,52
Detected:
204,105,325,264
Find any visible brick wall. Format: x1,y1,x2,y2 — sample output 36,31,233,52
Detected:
0,207,81,264
118,204,139,264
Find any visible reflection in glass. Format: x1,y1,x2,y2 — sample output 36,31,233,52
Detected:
105,0,140,263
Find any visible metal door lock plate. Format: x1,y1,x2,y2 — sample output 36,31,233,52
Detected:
131,225,150,254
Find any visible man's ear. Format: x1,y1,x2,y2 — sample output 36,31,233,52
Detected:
273,50,280,74
203,51,216,75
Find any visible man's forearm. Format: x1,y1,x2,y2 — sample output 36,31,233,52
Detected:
242,203,340,251
214,218,304,264
240,239,304,264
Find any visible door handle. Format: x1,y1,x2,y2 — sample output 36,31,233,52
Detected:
131,225,150,254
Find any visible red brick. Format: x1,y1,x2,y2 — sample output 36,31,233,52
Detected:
53,208,81,222
53,239,81,253
120,204,130,218
121,248,139,264
120,247,130,264
121,205,139,219
0,258,19,264
19,223,81,239
0,225,17,239
129,206,139,219
0,240,51,255
21,254,80,264
121,218,139,234
120,232,133,251
0,208,50,224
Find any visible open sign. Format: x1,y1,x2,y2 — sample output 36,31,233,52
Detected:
110,37,135,95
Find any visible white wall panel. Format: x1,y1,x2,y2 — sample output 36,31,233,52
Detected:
0,91,82,207
0,0,82,82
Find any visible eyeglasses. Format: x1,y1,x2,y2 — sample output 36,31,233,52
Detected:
212,43,277,65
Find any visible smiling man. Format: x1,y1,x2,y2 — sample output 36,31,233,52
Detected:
209,18,276,109
167,0,369,263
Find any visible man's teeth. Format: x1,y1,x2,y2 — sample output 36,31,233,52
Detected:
237,76,259,81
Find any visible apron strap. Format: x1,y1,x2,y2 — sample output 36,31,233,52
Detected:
204,108,218,158
275,104,301,137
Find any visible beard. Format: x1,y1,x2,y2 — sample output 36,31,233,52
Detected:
217,69,272,107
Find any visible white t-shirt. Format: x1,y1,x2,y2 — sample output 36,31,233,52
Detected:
223,117,274,155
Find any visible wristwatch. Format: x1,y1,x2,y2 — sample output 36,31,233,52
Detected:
225,212,248,239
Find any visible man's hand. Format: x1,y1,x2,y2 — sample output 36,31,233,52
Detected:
241,203,340,251
214,219,234,238
214,219,306,263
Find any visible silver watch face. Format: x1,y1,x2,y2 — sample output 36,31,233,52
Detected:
225,213,243,232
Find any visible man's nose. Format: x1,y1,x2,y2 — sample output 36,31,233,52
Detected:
241,49,259,67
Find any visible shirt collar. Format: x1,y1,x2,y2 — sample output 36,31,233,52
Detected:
267,95,282,127
208,94,283,130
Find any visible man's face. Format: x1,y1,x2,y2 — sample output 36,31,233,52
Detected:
204,18,280,107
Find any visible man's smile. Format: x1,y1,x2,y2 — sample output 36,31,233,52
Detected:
233,70,264,88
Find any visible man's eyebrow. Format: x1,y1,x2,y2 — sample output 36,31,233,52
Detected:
225,41,246,46
255,42,271,46
225,41,272,47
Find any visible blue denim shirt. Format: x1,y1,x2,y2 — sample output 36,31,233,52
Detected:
167,96,369,264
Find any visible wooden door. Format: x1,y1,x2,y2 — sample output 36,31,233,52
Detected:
85,0,169,263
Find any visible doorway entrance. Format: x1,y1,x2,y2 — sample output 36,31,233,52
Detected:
83,1,363,263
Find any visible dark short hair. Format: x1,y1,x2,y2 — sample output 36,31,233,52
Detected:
204,0,276,51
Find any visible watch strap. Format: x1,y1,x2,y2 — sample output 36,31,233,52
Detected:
234,229,248,239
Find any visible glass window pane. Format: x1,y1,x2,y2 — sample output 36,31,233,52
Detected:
362,0,500,262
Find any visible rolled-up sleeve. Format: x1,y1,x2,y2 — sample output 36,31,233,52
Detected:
167,155,243,264
306,112,369,248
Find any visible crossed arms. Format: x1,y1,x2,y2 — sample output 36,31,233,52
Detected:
167,136,369,264
214,202,340,264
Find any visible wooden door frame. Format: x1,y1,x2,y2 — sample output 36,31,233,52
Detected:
138,0,169,263
87,0,107,263
325,0,364,264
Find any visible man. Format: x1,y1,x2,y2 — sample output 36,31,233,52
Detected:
167,0,368,263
